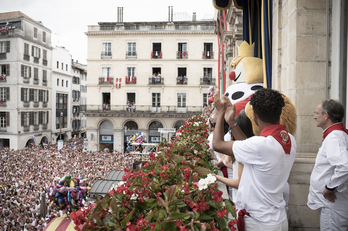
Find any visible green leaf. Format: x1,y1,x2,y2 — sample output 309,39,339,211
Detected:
102,215,117,227
224,200,237,218
161,221,177,231
216,217,227,230
121,208,135,228
197,214,213,220
91,203,103,224
154,221,161,231
145,198,158,210
193,166,210,176
171,200,187,208
171,212,191,219
145,208,157,221
110,197,118,213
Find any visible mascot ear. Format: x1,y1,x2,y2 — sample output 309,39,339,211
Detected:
245,102,260,136
213,0,232,11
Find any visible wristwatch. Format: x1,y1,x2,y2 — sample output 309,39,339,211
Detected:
325,185,336,191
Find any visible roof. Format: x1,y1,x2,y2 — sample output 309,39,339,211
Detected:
0,11,38,23
89,179,121,195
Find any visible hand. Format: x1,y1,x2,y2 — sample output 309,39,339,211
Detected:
323,188,337,202
213,90,224,113
224,103,236,126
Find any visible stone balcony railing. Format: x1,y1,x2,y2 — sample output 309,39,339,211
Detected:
99,77,114,85
200,78,216,85
202,51,214,59
86,104,203,114
148,77,163,85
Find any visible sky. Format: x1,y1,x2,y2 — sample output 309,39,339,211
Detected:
1,0,216,64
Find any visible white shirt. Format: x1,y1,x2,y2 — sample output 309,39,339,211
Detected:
232,134,296,225
307,129,348,215
207,133,221,162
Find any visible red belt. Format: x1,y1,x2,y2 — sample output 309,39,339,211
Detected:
237,209,250,231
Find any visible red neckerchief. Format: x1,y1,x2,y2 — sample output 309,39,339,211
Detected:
323,123,348,141
260,124,291,155
237,209,250,231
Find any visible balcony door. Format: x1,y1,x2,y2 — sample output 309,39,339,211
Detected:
177,93,186,113
152,93,161,112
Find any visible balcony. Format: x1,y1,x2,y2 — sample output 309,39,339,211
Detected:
125,76,136,84
148,77,163,85
0,127,6,132
200,78,216,85
101,52,112,59
42,80,47,86
23,54,30,61
0,75,7,82
34,57,39,63
80,105,86,112
0,100,6,107
33,78,39,85
86,104,203,114
34,124,39,131
0,53,6,59
42,124,47,130
23,77,30,83
176,76,187,85
43,59,48,66
99,77,114,85
23,101,30,107
176,51,188,59
202,51,214,59
23,126,30,132
151,51,162,59
34,102,39,107
126,51,137,59
42,102,47,107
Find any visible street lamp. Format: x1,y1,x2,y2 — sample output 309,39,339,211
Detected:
59,112,63,141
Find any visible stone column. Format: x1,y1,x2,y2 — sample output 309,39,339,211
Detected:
113,128,123,153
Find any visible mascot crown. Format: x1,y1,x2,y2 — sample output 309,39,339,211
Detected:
238,41,255,57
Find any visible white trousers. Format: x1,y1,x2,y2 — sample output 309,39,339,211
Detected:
320,207,348,231
244,216,288,231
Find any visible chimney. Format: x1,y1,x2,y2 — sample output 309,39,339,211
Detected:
168,6,171,22
117,7,123,23
192,12,196,21
171,6,173,22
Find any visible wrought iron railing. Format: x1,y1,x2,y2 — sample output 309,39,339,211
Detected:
200,78,216,85
86,105,203,114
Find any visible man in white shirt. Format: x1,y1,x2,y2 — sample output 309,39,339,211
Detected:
307,99,348,230
213,88,296,231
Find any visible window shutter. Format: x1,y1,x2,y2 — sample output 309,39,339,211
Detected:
29,112,34,125
47,111,49,124
6,64,9,76
39,111,42,124
29,89,34,101
6,112,9,126
29,67,31,77
21,112,24,126
38,48,41,58
6,41,10,52
47,90,49,102
32,46,34,56
6,87,9,101
21,88,24,101
21,65,24,77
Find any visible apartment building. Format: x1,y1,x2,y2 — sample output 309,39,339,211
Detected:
85,9,217,152
0,11,52,149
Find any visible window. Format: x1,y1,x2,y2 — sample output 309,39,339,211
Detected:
177,67,187,85
61,79,64,86
43,50,47,60
203,93,208,106
21,65,31,78
151,42,162,58
56,93,67,109
203,67,213,79
0,88,9,102
42,31,46,42
152,93,161,107
42,70,47,83
24,43,29,55
177,93,186,108
66,81,68,87
21,112,29,127
1,64,9,76
21,88,28,102
34,68,38,80
57,78,59,86
29,89,34,102
177,42,187,58
127,42,136,57
127,67,136,82
34,90,38,103
203,42,213,59
32,46,40,58
34,112,38,125
57,61,59,68
102,42,111,57
34,27,38,39
61,63,63,70
66,64,68,71
0,41,10,53
0,112,9,128
102,67,111,78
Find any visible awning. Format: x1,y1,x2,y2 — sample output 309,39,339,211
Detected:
43,217,84,231
105,170,125,180
89,179,121,195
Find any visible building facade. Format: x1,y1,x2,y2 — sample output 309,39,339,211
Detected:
85,16,218,152
51,46,72,143
0,11,52,149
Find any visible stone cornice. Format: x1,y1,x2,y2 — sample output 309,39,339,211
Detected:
85,112,197,118
85,30,216,36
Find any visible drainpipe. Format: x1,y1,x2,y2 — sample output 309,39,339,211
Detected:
325,0,329,99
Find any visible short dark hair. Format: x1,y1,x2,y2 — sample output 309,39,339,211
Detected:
250,88,285,124
235,110,254,138
321,99,345,123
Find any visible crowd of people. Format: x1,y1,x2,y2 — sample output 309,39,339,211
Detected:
0,139,143,231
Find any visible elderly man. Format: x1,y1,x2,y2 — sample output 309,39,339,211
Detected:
308,99,348,230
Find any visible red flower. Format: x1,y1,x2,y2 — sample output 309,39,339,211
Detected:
228,219,237,231
216,208,228,218
160,172,168,178
156,192,162,199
